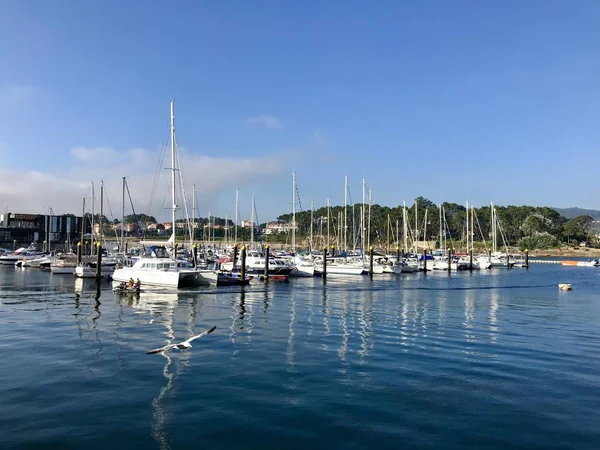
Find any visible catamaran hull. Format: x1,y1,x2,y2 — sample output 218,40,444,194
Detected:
112,267,203,288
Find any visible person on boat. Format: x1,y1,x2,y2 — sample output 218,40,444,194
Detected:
134,278,141,290
126,277,135,289
118,281,127,290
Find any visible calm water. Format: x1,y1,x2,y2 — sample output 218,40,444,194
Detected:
1,265,600,449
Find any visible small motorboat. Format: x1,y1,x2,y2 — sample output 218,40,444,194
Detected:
113,281,142,293
558,283,572,291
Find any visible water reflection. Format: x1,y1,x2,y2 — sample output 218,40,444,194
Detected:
489,289,499,344
464,287,475,343
287,289,296,372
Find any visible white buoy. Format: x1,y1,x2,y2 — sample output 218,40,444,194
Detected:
558,283,572,291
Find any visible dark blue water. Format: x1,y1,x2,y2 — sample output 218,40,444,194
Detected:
1,266,600,449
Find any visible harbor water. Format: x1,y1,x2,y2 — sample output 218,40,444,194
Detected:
1,265,600,449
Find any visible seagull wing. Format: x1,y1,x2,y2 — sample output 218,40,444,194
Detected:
146,343,177,354
184,325,217,344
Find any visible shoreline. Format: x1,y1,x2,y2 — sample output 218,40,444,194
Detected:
528,248,600,257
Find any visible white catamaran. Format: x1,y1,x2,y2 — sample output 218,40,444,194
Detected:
112,101,217,287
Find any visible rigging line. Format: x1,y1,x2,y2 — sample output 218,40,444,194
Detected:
173,136,194,244
124,179,142,239
148,120,170,217
474,209,487,245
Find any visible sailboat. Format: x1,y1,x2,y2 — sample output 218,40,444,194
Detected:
112,101,218,287
289,171,315,277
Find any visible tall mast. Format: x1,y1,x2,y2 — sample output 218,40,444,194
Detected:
466,200,469,253
192,184,196,246
361,178,365,251
415,199,418,253
235,188,239,244
367,188,372,251
292,170,296,252
225,214,228,245
250,197,255,247
471,205,475,252
403,201,408,254
121,176,125,252
170,100,177,256
81,197,85,256
100,181,104,247
326,198,330,248
310,201,314,253
91,182,95,254
439,203,443,251
344,175,348,252
424,209,428,250
491,201,496,253
396,219,399,250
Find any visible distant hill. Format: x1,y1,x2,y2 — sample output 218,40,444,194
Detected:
553,207,600,220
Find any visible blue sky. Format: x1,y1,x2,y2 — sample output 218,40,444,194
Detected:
1,1,599,221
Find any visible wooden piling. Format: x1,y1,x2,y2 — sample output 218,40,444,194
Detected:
369,246,374,276
525,249,529,268
240,246,246,280
469,249,473,272
77,241,82,264
322,246,327,279
330,245,335,257
193,244,198,268
447,248,452,274
423,250,428,272
264,245,270,281
396,246,401,262
95,243,102,279
233,244,239,267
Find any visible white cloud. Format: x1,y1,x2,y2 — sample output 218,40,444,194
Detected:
0,146,289,220
70,146,119,163
0,84,38,105
244,114,282,130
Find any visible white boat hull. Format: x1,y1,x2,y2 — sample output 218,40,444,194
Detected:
112,266,208,287
290,265,315,277
75,265,116,278
316,264,364,276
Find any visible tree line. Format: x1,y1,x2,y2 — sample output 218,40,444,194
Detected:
277,197,598,250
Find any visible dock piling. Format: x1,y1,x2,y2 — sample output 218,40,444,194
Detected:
95,243,102,279
192,244,198,268
469,249,473,271
525,249,529,268
77,241,82,264
369,246,374,277
322,246,327,279
240,246,246,280
423,250,428,272
447,248,452,274
264,245,270,282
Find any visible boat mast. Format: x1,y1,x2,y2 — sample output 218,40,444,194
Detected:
121,176,125,252
100,181,104,247
403,201,408,254
192,184,196,247
170,100,177,259
235,188,239,244
466,200,469,253
91,182,95,254
310,201,314,253
250,197,255,248
471,205,475,252
414,199,418,253
361,178,365,252
367,188,372,251
491,201,496,254
344,175,348,253
439,204,443,252
326,198,330,249
81,197,85,256
292,170,296,253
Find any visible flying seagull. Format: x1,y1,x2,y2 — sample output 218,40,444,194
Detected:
147,325,217,354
